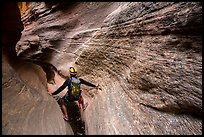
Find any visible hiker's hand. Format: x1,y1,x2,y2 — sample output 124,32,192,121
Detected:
95,84,99,90
96,84,102,90
48,91,53,96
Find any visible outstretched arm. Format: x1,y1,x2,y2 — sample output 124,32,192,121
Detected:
51,79,68,95
79,78,97,88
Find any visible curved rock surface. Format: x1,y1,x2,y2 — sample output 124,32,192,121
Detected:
3,2,202,135
2,2,73,135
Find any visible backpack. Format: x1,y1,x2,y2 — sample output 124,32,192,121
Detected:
70,76,81,100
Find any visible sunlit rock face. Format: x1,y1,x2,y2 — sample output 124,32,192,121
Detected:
2,3,73,135
16,2,201,135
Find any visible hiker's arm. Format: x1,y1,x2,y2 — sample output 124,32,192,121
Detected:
52,80,68,95
79,78,97,88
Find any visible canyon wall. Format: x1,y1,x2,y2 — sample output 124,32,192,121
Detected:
2,2,73,135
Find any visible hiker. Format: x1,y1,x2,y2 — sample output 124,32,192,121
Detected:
48,67,99,121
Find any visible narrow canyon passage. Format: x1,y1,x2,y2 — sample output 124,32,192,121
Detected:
44,64,86,135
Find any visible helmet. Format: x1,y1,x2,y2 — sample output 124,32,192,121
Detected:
69,67,77,75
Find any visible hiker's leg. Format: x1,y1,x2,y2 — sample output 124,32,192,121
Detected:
57,98,69,121
61,99,69,120
79,95,88,111
78,95,83,109
62,102,68,116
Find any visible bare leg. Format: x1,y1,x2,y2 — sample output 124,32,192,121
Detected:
78,95,84,108
78,95,88,111
59,99,69,121
62,104,68,116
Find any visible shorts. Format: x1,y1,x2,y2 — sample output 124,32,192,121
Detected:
63,95,80,104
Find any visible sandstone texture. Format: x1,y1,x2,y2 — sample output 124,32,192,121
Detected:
2,2,73,135
2,2,202,135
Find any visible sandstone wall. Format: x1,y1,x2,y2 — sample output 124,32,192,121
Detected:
2,2,73,135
